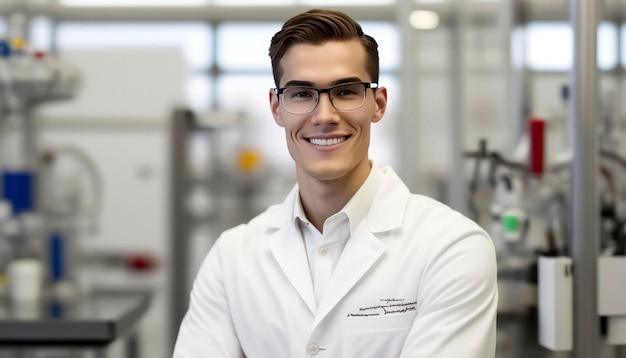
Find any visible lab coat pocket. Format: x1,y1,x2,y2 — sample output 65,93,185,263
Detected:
343,312,415,358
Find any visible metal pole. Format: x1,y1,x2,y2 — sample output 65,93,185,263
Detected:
169,108,192,353
500,0,525,155
569,0,600,356
125,331,140,358
397,0,420,192
447,0,468,214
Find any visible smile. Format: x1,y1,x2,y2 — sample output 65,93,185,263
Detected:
308,136,348,146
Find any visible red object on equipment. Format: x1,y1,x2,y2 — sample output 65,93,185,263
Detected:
529,117,545,176
126,254,157,271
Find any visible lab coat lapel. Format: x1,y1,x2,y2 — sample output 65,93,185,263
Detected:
312,166,409,327
269,220,317,315
313,225,385,327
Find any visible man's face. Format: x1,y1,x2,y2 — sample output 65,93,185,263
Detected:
269,39,387,183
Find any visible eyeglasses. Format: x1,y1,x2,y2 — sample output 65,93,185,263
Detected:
273,82,378,114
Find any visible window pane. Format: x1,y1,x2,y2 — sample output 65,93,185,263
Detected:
623,24,626,68
29,16,53,52
57,22,212,71
187,74,213,112
361,22,400,71
216,23,281,71
525,22,618,71
525,22,572,71
620,24,626,67
598,22,617,70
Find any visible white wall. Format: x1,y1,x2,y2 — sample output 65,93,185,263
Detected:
34,47,186,358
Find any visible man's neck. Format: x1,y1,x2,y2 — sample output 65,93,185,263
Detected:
297,161,371,233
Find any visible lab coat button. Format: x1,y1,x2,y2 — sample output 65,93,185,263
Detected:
319,247,327,256
307,343,320,355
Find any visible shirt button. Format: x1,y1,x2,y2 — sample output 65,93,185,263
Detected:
307,343,320,355
319,247,327,256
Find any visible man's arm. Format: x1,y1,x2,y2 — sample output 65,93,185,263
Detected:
173,241,245,358
400,233,498,357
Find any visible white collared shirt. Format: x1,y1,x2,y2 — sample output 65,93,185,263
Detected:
294,163,384,305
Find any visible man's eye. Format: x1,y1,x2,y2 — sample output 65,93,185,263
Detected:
336,89,355,96
288,89,316,100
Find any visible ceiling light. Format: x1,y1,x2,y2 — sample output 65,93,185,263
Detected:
409,10,440,30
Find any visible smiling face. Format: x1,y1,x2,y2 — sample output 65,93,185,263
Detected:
270,40,387,188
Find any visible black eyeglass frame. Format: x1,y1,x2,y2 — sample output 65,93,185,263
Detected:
272,81,379,114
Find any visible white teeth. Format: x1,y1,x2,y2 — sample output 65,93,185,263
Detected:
309,137,347,146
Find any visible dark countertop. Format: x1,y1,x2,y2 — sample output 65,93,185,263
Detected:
0,290,151,347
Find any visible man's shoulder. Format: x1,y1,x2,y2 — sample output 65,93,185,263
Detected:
218,201,287,242
405,193,471,222
403,193,490,242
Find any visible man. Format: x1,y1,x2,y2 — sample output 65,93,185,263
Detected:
174,9,497,358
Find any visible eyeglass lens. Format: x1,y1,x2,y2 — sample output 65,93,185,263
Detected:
282,83,367,114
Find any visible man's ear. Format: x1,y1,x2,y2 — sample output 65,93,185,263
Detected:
269,89,285,127
371,86,387,123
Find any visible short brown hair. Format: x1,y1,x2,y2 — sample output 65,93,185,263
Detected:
268,9,379,87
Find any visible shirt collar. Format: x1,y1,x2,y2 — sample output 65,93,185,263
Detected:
292,162,384,234
293,192,310,226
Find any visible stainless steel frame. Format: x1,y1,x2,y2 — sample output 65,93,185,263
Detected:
447,0,469,214
569,0,601,356
168,108,194,353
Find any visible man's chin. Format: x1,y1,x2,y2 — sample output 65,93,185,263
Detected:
299,162,347,182
313,162,359,182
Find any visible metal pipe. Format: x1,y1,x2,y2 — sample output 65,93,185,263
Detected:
0,3,397,22
6,1,626,23
568,0,600,356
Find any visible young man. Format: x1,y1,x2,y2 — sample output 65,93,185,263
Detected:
174,9,497,358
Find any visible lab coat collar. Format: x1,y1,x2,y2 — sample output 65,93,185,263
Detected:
365,165,410,233
265,164,410,233
267,165,410,318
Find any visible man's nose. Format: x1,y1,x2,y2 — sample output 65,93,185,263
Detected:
312,93,340,124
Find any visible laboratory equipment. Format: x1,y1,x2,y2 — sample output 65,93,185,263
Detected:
538,256,573,351
39,144,104,300
6,257,43,302
0,11,82,303
465,102,626,357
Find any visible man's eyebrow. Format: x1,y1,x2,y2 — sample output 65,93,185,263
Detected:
282,77,365,88
331,77,364,85
283,80,314,87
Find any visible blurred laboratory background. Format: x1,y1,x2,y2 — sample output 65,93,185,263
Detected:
0,0,624,357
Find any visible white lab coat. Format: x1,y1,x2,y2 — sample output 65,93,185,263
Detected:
174,166,498,358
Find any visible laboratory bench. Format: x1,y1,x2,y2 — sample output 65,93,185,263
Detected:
0,289,151,358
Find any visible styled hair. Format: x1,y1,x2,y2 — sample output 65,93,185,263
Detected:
268,9,379,87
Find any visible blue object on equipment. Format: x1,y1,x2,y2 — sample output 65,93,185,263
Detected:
2,170,36,215
50,232,65,281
